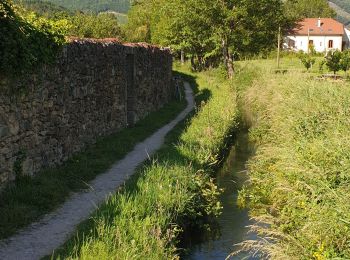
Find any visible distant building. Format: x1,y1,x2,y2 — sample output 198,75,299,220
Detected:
284,18,350,52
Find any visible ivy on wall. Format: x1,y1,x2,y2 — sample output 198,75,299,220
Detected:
0,0,65,77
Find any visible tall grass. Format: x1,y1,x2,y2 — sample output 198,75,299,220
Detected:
236,59,350,259
51,65,238,259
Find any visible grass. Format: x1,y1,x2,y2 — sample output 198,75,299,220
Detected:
235,58,350,259
48,64,239,259
263,52,350,77
0,96,186,240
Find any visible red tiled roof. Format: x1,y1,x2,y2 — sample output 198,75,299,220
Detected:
290,18,344,36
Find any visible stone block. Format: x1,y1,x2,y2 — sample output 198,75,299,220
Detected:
0,125,9,138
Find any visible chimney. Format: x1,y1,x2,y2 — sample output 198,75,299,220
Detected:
318,18,322,28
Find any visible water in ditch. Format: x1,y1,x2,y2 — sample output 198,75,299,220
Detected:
184,132,259,260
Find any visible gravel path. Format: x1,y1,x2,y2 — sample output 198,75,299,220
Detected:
0,83,194,260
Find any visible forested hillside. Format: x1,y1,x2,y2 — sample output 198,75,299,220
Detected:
329,0,350,26
45,0,131,13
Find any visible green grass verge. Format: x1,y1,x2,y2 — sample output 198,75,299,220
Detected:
236,58,350,259
0,96,186,240
48,65,239,259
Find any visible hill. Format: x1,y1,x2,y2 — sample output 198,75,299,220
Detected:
45,0,131,14
329,0,350,26
14,0,71,15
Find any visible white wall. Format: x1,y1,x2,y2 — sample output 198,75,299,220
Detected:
344,28,350,49
284,35,343,52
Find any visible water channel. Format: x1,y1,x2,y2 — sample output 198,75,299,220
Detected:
184,132,259,260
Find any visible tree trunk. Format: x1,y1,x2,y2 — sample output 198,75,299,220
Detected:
181,50,185,65
222,38,234,79
191,55,195,71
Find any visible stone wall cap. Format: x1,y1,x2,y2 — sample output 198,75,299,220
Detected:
66,37,170,52
67,37,122,44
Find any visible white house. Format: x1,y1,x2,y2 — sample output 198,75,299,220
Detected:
284,18,350,52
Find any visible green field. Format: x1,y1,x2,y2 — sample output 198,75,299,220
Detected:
236,57,350,259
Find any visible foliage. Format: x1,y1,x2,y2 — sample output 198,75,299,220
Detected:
0,98,187,240
50,65,239,259
67,12,122,38
331,0,350,17
45,0,131,14
236,59,350,259
340,49,350,73
0,0,65,77
298,52,316,71
325,50,342,74
13,0,71,17
329,0,350,26
15,0,123,39
125,0,287,73
284,0,336,20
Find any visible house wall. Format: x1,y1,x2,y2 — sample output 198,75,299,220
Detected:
284,35,343,52
344,28,350,49
0,39,174,187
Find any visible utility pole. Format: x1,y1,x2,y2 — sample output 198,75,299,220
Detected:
277,26,281,69
307,27,310,54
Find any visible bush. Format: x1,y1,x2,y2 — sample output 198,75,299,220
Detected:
325,50,342,74
297,52,315,71
340,49,350,75
0,0,65,77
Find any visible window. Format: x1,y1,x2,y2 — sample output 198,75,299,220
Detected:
320,41,322,47
328,40,333,48
309,40,314,46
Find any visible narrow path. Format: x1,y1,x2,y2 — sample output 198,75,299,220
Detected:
0,83,194,260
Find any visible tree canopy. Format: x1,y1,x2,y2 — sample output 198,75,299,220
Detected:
284,0,336,20
125,0,287,75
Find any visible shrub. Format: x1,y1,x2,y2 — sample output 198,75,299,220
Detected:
340,49,350,75
325,50,342,74
0,0,65,77
297,52,315,71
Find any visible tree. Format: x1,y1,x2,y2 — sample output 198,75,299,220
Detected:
340,49,350,76
284,0,336,20
130,0,287,76
68,12,121,38
325,50,342,75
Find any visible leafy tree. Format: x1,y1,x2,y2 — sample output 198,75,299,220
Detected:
123,0,158,42
127,0,286,77
68,13,121,38
284,0,336,20
340,49,350,75
325,50,342,74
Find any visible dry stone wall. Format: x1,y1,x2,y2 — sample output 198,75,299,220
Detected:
0,39,173,186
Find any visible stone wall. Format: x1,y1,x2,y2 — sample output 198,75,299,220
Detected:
0,39,173,186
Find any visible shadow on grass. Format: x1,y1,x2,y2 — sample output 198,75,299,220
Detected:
174,71,212,105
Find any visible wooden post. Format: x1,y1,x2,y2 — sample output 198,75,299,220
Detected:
307,27,310,54
277,26,281,69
